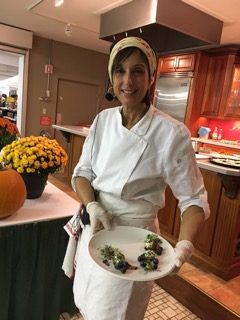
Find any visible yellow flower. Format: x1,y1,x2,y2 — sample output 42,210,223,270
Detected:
34,161,41,168
0,135,68,174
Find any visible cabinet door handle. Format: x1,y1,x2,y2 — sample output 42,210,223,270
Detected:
174,57,178,69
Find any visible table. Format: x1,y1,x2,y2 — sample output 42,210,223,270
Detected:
0,182,80,320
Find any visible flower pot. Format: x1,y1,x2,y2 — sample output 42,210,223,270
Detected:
20,173,48,199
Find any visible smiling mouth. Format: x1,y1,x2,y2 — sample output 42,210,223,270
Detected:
121,89,136,95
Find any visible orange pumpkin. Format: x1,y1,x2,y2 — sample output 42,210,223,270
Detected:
0,168,27,219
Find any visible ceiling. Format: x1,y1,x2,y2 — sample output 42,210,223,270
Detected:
0,0,239,55
0,0,240,84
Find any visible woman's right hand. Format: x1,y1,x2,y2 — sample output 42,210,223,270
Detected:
86,201,113,234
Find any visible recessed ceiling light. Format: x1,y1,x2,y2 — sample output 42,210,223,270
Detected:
55,0,64,7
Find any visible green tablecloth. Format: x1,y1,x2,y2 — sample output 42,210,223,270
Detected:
0,217,78,320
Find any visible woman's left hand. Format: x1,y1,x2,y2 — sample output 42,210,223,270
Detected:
169,240,194,275
174,240,194,268
172,205,204,271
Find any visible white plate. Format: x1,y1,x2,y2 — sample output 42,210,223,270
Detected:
210,157,240,168
88,226,175,281
210,153,240,160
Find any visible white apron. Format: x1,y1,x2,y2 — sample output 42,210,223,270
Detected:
73,192,159,320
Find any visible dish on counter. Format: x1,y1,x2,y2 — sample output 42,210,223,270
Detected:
210,157,240,168
88,226,175,281
210,152,240,160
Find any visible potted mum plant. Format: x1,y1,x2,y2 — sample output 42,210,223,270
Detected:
0,118,19,150
0,136,68,199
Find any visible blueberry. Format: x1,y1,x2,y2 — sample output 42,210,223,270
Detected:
120,266,128,273
114,262,124,270
155,247,163,255
138,254,144,262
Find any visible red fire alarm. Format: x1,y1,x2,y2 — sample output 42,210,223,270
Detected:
40,115,52,126
44,64,53,74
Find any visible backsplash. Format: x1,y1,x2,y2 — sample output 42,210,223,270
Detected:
206,119,240,141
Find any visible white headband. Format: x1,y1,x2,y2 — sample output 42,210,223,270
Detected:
108,37,157,83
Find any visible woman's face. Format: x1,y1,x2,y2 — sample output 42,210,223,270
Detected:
112,50,151,108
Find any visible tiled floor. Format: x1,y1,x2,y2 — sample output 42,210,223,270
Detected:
144,283,200,320
59,283,200,320
178,261,240,315
50,174,240,320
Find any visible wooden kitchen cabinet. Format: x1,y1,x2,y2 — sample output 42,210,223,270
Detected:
156,47,240,128
200,48,240,119
211,188,240,278
224,64,240,117
158,169,222,255
157,168,240,279
158,54,196,73
195,169,222,255
158,187,178,237
63,134,85,182
200,54,229,117
155,51,210,136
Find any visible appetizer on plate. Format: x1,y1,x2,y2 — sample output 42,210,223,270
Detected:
99,245,137,273
99,233,164,273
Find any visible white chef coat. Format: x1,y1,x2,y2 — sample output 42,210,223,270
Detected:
72,105,209,218
71,105,210,320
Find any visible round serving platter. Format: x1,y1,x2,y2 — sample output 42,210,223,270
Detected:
88,226,176,281
210,156,240,169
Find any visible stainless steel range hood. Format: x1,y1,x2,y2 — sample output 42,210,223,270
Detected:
99,0,223,54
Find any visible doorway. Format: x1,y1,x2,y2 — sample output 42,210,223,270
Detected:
0,46,28,135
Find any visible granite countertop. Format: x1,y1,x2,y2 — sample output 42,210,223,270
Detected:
52,124,90,137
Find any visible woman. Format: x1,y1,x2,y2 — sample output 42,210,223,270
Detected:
71,37,209,320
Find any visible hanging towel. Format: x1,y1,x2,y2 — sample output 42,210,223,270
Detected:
62,205,84,279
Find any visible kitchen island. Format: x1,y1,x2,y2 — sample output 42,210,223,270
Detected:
0,182,79,320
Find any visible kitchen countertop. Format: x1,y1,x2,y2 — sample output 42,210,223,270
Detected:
196,158,240,176
191,137,240,150
52,124,89,137
0,182,79,227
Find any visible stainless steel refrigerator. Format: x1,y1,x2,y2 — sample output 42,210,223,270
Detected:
153,72,193,123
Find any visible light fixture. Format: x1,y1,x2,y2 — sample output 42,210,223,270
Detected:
55,0,64,7
65,23,72,37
